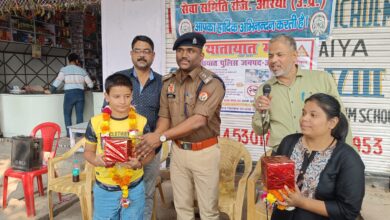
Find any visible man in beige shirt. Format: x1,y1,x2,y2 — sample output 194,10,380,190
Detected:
253,34,352,149
137,32,225,220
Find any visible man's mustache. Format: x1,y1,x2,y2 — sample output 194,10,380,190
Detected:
179,58,189,63
137,58,147,62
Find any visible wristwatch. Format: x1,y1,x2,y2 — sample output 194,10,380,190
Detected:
159,134,167,143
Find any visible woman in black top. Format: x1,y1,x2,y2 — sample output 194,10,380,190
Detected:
271,93,365,220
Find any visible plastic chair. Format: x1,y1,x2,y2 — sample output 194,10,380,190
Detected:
151,141,170,220
2,122,61,217
247,150,273,220
47,138,94,220
218,137,252,220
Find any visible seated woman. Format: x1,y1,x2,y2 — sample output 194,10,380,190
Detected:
271,93,365,220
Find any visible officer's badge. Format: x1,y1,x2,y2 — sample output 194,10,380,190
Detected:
198,91,209,101
193,37,197,45
168,83,175,93
167,83,176,98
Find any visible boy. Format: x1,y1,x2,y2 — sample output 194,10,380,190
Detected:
84,73,153,219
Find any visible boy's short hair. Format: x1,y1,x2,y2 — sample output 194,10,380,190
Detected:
104,73,133,94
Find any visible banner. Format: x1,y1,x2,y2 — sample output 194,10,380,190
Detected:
175,0,334,40
202,38,317,114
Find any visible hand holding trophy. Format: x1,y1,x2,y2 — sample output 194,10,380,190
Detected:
260,155,296,211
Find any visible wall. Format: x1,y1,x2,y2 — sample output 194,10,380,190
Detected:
101,0,166,83
0,92,94,137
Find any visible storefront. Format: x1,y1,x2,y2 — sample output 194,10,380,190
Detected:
0,1,103,136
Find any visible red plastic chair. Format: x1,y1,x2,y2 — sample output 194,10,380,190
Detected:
2,122,61,217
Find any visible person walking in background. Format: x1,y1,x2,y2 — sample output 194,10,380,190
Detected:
252,34,352,150
271,93,364,220
112,35,163,219
137,32,225,220
50,53,93,137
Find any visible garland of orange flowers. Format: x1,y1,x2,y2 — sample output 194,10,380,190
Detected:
101,105,138,208
101,106,138,136
111,167,132,208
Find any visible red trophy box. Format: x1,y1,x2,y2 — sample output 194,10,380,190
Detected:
103,138,137,163
261,156,295,190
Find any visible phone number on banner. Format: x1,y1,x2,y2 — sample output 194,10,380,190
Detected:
353,136,383,155
222,128,269,146
222,129,385,156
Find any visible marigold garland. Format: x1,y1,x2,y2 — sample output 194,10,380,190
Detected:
128,107,137,131
110,166,132,208
101,105,139,208
101,106,112,136
101,106,138,136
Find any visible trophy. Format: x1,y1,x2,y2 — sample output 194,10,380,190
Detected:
103,130,141,163
261,155,295,211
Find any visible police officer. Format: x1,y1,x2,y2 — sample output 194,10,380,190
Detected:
137,32,225,220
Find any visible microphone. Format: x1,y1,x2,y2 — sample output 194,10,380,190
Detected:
261,84,272,119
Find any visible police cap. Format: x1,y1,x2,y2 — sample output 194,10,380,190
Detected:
173,32,206,50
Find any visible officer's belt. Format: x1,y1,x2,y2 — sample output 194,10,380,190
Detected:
174,137,218,151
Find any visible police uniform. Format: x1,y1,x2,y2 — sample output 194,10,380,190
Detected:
159,32,225,220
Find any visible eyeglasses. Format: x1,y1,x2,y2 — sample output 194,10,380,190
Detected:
132,49,153,55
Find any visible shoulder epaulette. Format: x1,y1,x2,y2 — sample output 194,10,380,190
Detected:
162,73,174,81
196,69,226,98
199,69,214,84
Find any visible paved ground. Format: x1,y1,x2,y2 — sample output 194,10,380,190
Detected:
0,137,83,220
0,137,389,219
